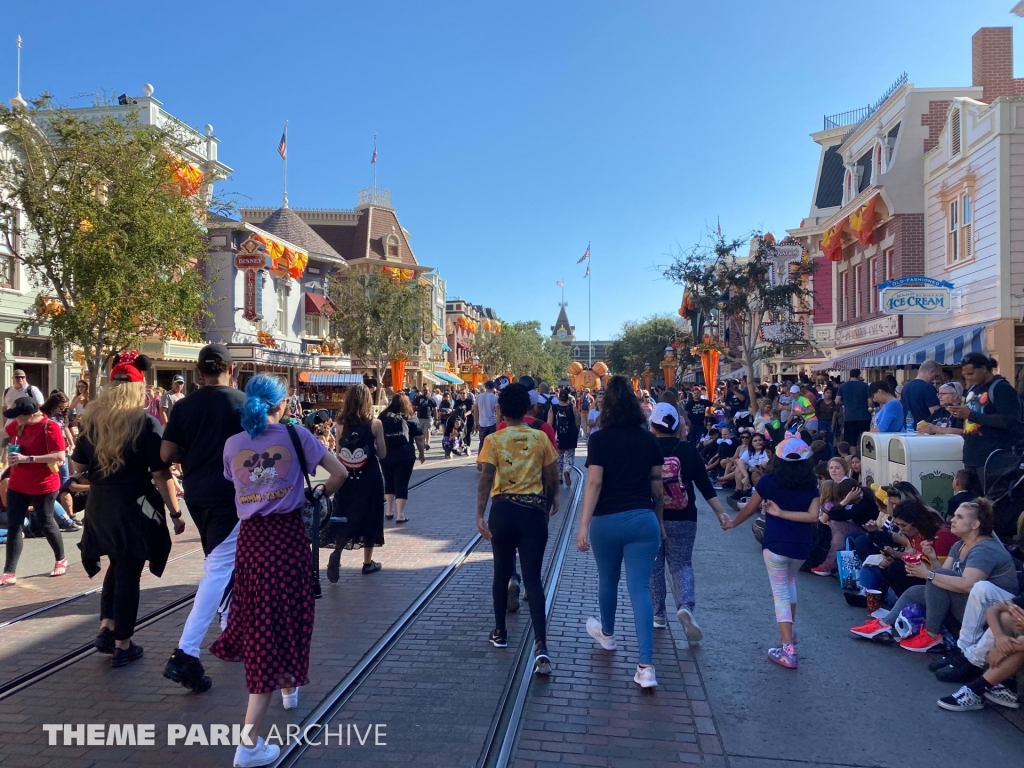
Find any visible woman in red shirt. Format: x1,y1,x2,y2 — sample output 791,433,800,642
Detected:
1,397,68,584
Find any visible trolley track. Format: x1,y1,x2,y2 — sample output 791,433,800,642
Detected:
276,464,585,768
0,465,463,701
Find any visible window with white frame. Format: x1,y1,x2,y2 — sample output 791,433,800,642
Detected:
874,143,884,180
304,313,323,338
948,199,960,263
276,284,287,333
961,193,972,262
885,248,895,281
840,271,849,322
868,257,878,313
855,265,863,318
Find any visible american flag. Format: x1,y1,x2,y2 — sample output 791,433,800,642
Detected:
371,147,377,164
577,244,590,264
584,263,590,278
556,280,564,288
277,130,287,160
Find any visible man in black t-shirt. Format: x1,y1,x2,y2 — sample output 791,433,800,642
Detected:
160,344,246,693
414,393,437,449
686,390,712,447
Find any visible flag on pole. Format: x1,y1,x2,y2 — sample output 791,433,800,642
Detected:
577,244,590,264
277,129,287,160
556,280,564,288
371,146,377,164
584,263,590,278
716,217,722,239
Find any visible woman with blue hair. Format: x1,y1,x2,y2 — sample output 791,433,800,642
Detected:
211,375,347,768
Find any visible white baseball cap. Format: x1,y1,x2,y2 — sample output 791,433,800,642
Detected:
650,402,679,430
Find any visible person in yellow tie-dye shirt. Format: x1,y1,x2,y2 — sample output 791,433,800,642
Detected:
476,382,558,674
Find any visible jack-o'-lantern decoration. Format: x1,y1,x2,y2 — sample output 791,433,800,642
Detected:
582,370,599,390
568,361,583,376
592,361,608,377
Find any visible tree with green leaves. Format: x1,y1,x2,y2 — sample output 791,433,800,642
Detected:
327,269,428,401
474,320,572,386
605,315,690,381
0,96,219,393
662,231,815,381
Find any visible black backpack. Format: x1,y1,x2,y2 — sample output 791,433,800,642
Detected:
552,404,576,448
381,412,410,447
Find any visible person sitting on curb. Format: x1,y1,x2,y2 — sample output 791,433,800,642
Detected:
938,594,1024,712
850,500,1018,651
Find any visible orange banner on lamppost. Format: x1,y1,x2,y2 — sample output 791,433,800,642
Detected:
390,358,406,390
701,349,720,396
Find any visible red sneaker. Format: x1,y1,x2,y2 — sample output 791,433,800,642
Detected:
850,617,890,639
810,566,834,577
899,627,942,653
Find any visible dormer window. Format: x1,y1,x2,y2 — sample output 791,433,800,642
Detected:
385,232,400,259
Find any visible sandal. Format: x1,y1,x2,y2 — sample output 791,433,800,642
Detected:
385,513,394,520
50,558,68,577
0,573,16,586
361,560,382,574
396,517,409,524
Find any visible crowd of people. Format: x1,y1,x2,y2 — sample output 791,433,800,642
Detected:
4,347,1024,765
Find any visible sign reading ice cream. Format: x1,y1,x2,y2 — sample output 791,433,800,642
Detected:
878,276,953,315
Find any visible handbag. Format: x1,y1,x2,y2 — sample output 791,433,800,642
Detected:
836,537,862,591
285,425,330,545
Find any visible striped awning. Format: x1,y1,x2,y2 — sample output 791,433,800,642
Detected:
812,340,898,372
302,372,365,386
861,323,986,368
435,371,465,385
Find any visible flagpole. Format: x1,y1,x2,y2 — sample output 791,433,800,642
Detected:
588,244,593,367
373,131,377,192
282,119,288,207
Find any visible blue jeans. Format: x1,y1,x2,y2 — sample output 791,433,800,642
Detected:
589,508,661,665
651,520,697,615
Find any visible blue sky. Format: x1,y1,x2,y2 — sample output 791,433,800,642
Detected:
4,1,1022,339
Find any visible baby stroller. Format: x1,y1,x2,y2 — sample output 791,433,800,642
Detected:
442,420,469,458
981,448,1024,541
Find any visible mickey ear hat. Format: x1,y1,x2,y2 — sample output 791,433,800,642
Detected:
109,351,153,384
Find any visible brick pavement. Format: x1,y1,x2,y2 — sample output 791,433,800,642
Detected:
510,501,727,767
296,473,579,767
0,460,479,767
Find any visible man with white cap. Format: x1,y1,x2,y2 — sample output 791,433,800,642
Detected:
3,369,44,426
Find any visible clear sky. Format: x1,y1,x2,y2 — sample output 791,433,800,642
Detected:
4,1,1022,339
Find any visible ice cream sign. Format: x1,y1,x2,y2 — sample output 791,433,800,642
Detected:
878,276,952,315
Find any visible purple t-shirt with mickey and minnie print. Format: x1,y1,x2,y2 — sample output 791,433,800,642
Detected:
223,423,327,520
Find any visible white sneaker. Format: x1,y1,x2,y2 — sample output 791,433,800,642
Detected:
634,665,658,688
677,608,703,642
586,617,617,650
282,687,299,710
233,737,280,767
653,615,668,629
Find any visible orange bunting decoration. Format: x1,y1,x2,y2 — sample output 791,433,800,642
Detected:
678,290,696,320
256,329,278,349
166,155,204,197
820,218,846,263
383,267,415,282
849,195,878,246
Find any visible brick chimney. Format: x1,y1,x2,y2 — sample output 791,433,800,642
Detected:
973,27,1024,103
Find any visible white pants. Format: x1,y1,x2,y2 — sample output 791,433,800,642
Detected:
957,580,1016,668
177,522,239,659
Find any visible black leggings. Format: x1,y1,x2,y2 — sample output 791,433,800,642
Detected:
3,490,62,574
382,458,415,499
489,500,548,641
99,556,147,641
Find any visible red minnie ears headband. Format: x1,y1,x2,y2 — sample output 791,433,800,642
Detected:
110,350,153,383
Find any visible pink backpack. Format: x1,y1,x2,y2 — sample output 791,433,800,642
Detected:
662,454,689,510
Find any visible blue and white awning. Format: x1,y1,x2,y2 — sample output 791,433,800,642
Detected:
435,371,465,385
861,323,986,368
305,372,365,386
